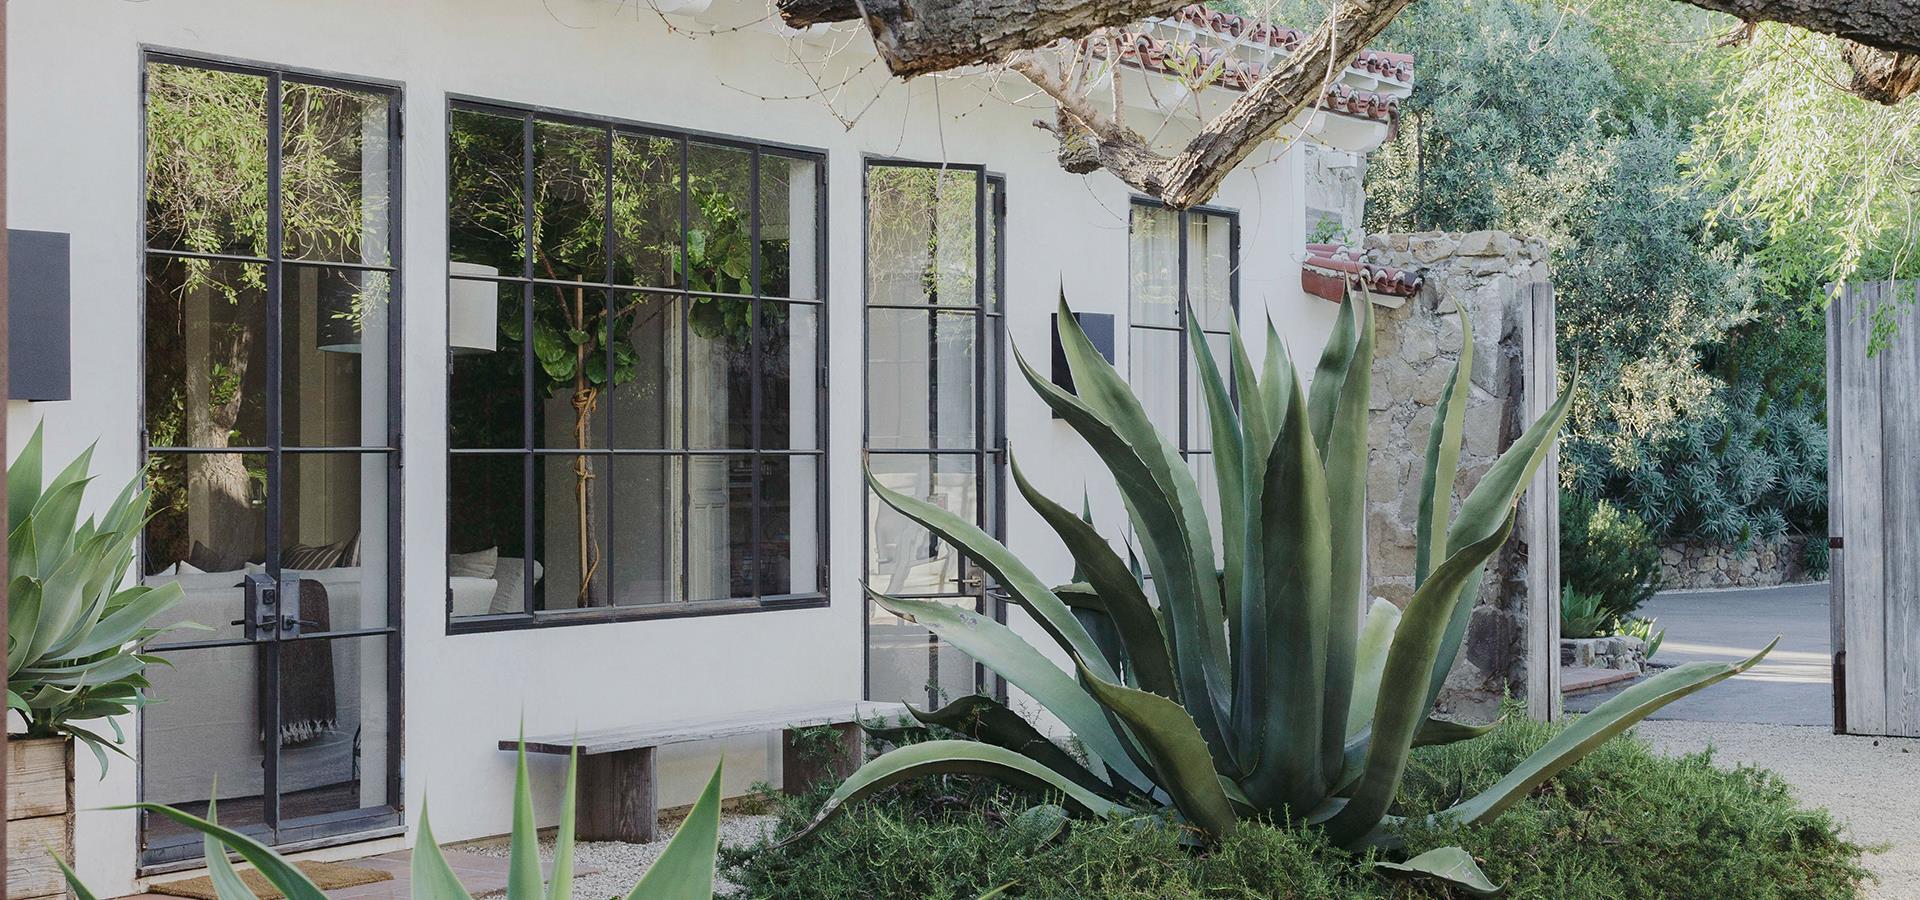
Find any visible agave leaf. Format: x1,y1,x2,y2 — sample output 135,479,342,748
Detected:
1306,290,1359,456
27,532,119,664
1240,355,1330,814
1320,289,1375,782
1415,715,1501,747
129,804,328,900
1415,307,1474,587
866,466,1118,684
1011,345,1231,758
908,694,1115,796
548,746,579,900
1325,510,1519,846
1229,323,1276,474
410,801,478,900
9,577,42,678
1075,658,1238,839
202,797,261,900
1345,599,1402,740
867,589,1150,792
1376,846,1500,896
627,761,723,900
1424,367,1577,710
507,735,543,900
778,740,1120,848
54,852,104,900
1261,319,1290,430
1185,308,1248,640
1437,638,1778,827
9,422,45,541
1011,452,1175,698
31,467,95,577
60,582,184,660
1049,300,1231,722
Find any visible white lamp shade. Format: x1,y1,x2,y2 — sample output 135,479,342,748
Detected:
448,262,500,353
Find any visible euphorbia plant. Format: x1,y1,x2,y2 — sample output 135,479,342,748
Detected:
789,292,1771,886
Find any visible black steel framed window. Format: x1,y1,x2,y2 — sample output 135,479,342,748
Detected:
138,50,404,867
1127,199,1240,463
861,160,1007,707
445,97,828,631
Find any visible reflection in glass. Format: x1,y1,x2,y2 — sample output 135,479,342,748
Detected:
760,302,819,451
1130,328,1181,440
866,453,978,595
448,108,528,275
687,297,754,449
145,258,270,449
142,451,269,594
538,453,610,609
866,166,980,306
865,309,977,450
281,81,393,265
285,267,390,447
760,455,819,595
447,454,528,618
449,281,525,450
687,143,753,295
613,134,682,289
609,292,683,449
145,63,269,256
533,120,609,281
1188,211,1235,329
687,454,754,602
758,154,820,300
276,635,392,823
281,452,389,630
532,285,611,450
610,455,683,606
866,596,980,708
1129,204,1180,327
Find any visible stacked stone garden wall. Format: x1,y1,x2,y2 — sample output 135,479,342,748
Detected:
1659,536,1820,589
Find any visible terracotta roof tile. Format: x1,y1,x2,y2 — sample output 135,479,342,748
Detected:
1302,243,1421,302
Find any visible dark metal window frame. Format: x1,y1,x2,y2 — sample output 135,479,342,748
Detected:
859,158,1009,706
1126,197,1242,460
135,47,407,869
444,96,831,633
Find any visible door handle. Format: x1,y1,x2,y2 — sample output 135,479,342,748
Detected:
241,573,280,641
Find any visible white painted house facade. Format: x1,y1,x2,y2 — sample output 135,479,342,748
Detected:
3,0,1408,891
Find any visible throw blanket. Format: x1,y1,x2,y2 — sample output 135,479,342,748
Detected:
276,580,337,745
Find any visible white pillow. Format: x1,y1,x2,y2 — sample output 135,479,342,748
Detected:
176,560,206,575
449,547,499,579
488,557,544,615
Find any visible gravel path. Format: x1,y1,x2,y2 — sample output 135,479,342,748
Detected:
466,814,777,898
1635,721,1919,899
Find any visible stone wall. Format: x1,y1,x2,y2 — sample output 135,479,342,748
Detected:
1303,144,1366,243
1659,536,1819,590
1360,231,1554,712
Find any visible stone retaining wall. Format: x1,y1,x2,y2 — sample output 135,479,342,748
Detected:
1659,536,1818,590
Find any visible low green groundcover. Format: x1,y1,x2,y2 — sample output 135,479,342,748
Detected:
727,715,1869,899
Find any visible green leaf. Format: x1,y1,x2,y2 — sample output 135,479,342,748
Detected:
628,761,723,900
202,797,262,900
867,589,1150,792
9,421,45,535
1424,364,1577,711
1346,599,1402,740
906,694,1113,797
409,801,477,900
1307,293,1358,456
1185,307,1248,644
1075,659,1238,839
1325,510,1519,847
1004,804,1069,852
866,466,1118,684
778,740,1121,848
548,747,579,900
1009,451,1175,699
1415,715,1502,747
508,736,543,900
1436,638,1778,827
1321,287,1375,782
1240,353,1329,815
61,582,184,659
1415,306,1474,587
53,851,103,900
1376,846,1501,896
128,804,328,900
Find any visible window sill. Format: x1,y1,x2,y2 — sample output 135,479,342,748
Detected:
446,592,830,634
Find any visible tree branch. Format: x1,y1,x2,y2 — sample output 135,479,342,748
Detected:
1843,42,1920,105
776,0,1190,77
1678,0,1920,56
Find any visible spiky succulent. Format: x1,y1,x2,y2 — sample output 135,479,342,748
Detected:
791,292,1770,881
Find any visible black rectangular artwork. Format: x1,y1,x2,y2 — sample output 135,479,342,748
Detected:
9,229,72,402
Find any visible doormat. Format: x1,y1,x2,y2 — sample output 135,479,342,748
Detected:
150,860,393,899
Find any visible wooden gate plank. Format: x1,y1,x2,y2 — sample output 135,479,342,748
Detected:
1839,281,1888,734
1827,284,1847,734
1883,282,1920,737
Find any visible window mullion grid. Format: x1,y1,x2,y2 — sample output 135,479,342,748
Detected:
1176,209,1191,459
678,137,692,604
972,169,988,626
749,146,763,600
261,68,286,836
602,123,618,607
520,112,537,616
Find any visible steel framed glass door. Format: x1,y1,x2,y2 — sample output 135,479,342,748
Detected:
138,53,403,867
862,161,1006,706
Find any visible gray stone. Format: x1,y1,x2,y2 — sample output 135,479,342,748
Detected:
1410,234,1459,263
1457,230,1511,257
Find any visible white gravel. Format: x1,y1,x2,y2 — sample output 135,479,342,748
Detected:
1635,721,1920,899
466,813,778,899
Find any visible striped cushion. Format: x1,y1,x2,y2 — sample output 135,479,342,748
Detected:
282,531,360,570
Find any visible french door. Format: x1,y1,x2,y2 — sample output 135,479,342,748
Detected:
862,161,1006,706
137,53,403,867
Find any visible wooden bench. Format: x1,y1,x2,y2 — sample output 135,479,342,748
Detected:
503,701,908,842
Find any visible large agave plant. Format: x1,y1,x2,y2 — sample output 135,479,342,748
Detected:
793,294,1772,876
8,423,188,769
59,744,727,900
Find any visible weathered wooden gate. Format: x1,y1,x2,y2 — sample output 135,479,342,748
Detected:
1828,279,1920,737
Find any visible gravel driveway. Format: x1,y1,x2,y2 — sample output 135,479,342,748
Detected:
1635,720,1919,899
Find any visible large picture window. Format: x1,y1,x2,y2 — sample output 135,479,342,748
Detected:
1128,200,1237,521
446,101,826,627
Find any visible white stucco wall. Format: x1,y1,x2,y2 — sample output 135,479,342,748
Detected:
4,0,1338,891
